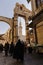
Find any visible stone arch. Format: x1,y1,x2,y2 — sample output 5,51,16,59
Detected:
0,16,12,27
0,16,13,44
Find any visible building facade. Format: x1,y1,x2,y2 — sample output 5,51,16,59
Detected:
27,0,43,44
28,0,43,44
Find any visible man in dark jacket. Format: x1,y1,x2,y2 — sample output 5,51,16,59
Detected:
13,39,24,62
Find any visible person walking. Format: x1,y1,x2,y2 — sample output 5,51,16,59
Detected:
13,39,24,62
4,42,9,56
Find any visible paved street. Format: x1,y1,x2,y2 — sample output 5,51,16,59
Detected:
0,51,43,65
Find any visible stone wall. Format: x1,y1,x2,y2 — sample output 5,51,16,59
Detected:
36,21,43,44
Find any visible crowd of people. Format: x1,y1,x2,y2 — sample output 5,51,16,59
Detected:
0,39,36,62
0,39,25,62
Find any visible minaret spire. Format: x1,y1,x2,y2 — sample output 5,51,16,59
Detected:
18,18,22,38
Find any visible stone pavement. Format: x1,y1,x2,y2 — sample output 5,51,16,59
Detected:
0,51,43,65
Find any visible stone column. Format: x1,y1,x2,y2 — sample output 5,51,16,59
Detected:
31,0,36,15
9,29,12,43
25,17,30,44
12,17,14,43
14,14,18,43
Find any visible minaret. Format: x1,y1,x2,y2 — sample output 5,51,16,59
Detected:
18,21,22,39
19,21,22,36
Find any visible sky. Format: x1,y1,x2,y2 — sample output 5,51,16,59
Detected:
0,0,32,35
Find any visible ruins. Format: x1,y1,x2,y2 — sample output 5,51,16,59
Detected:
0,3,32,44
